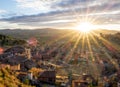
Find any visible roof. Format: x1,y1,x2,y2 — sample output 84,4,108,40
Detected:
39,71,56,78
4,46,25,53
6,56,27,65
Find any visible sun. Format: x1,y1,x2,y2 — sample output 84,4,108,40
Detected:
75,22,95,33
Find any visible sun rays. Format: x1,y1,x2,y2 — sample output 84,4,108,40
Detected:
43,29,120,81
41,27,120,78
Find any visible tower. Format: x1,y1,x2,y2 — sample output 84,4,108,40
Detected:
25,48,31,59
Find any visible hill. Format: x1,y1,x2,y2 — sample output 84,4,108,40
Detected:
0,28,118,40
92,29,119,34
0,28,119,46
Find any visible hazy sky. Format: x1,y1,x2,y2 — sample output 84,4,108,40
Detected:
0,0,120,30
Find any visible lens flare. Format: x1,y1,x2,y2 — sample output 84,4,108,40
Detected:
75,22,95,33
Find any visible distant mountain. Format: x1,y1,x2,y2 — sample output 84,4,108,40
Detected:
0,29,119,40
0,29,72,40
92,29,119,34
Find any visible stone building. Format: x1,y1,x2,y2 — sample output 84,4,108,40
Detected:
25,48,31,59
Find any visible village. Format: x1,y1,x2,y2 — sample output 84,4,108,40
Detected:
0,33,120,87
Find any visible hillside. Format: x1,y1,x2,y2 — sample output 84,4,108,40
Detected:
0,34,26,46
0,68,34,87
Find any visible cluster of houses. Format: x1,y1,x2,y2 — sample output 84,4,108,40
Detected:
0,46,54,86
0,43,120,87
0,46,70,87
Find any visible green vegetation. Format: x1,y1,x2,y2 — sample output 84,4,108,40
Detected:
0,68,34,87
0,34,26,46
24,79,30,85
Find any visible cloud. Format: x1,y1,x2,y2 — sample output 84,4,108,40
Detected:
0,9,6,14
0,21,36,29
1,9,119,24
0,0,120,29
15,0,62,13
14,0,120,16
15,0,114,13
88,10,120,16
0,9,7,18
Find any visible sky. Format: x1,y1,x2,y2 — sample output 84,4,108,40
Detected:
0,0,120,30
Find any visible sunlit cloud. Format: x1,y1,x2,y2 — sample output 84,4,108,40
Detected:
88,10,120,16
0,21,36,29
97,24,120,30
0,0,119,30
